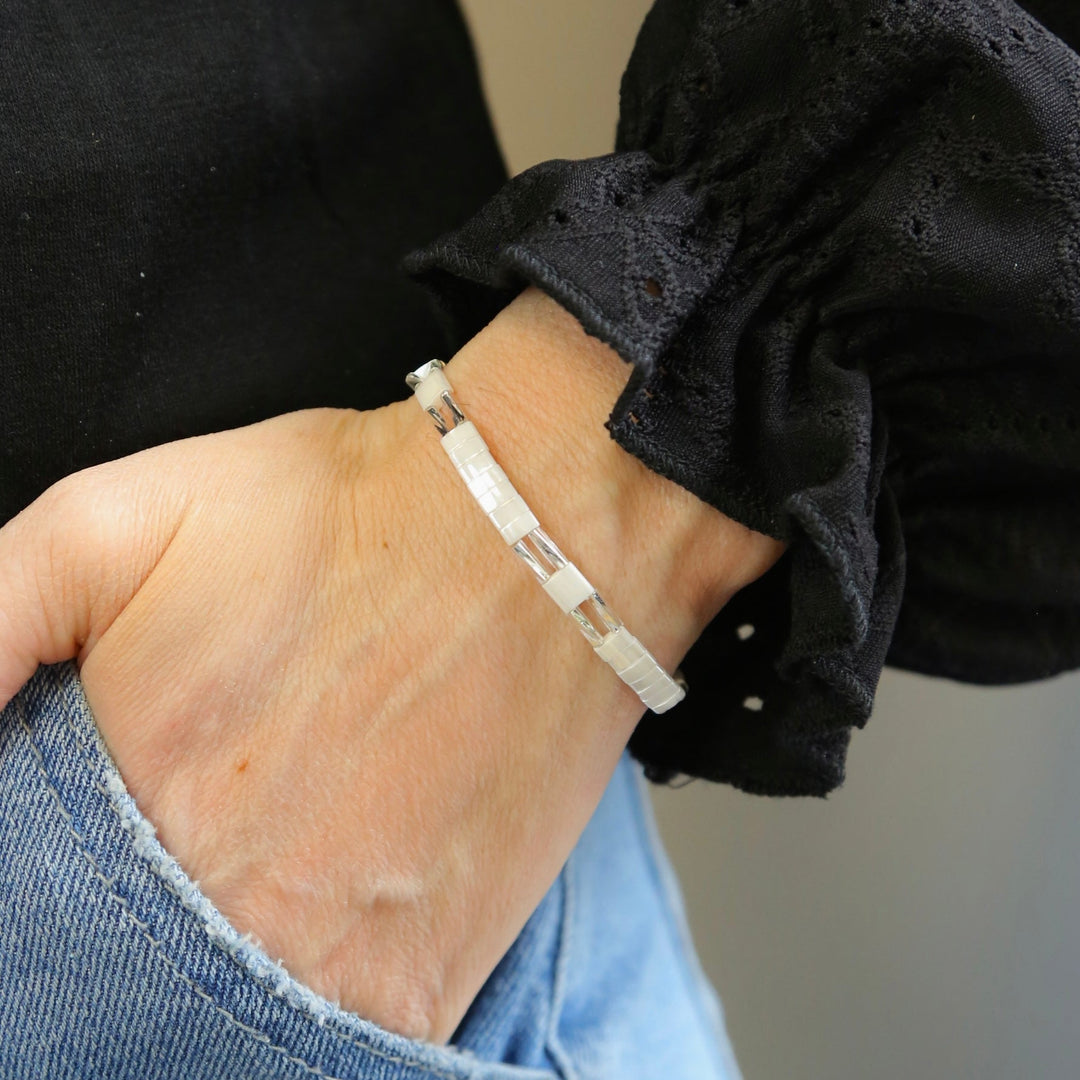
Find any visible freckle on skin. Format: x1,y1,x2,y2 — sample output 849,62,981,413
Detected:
236,759,249,774
382,540,389,549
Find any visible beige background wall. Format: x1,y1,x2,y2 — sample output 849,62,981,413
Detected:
459,3,1080,1078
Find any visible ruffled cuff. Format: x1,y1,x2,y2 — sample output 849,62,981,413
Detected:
406,0,1080,796
405,150,897,796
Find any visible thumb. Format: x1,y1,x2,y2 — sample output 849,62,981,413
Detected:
0,461,184,710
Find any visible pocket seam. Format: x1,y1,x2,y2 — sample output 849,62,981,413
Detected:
28,668,494,1080
15,696,371,1080
542,859,580,1080
624,764,740,1080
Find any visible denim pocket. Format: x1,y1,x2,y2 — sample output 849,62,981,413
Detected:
539,758,744,1080
0,663,557,1080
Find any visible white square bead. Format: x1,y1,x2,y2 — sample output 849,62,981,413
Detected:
541,564,595,614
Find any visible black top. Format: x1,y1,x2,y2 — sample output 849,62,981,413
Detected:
3,0,1078,796
0,0,506,508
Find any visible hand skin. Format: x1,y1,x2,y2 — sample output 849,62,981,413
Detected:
0,288,783,1042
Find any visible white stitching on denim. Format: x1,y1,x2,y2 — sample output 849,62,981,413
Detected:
55,686,485,1079
542,862,578,1080
64,703,309,969
16,697,467,1080
623,764,740,1079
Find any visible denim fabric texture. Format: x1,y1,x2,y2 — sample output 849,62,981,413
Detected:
0,663,741,1079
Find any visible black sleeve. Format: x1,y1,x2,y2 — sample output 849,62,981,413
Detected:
405,0,1080,797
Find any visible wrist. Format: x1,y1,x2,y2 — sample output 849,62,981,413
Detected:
437,288,784,673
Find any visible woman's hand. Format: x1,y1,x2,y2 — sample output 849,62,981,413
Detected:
0,289,783,1041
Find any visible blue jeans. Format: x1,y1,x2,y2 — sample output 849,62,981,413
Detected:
0,663,741,1079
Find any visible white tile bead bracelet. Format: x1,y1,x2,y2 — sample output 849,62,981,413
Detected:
405,359,687,714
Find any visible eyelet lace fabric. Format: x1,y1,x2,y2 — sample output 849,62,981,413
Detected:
407,0,1080,796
